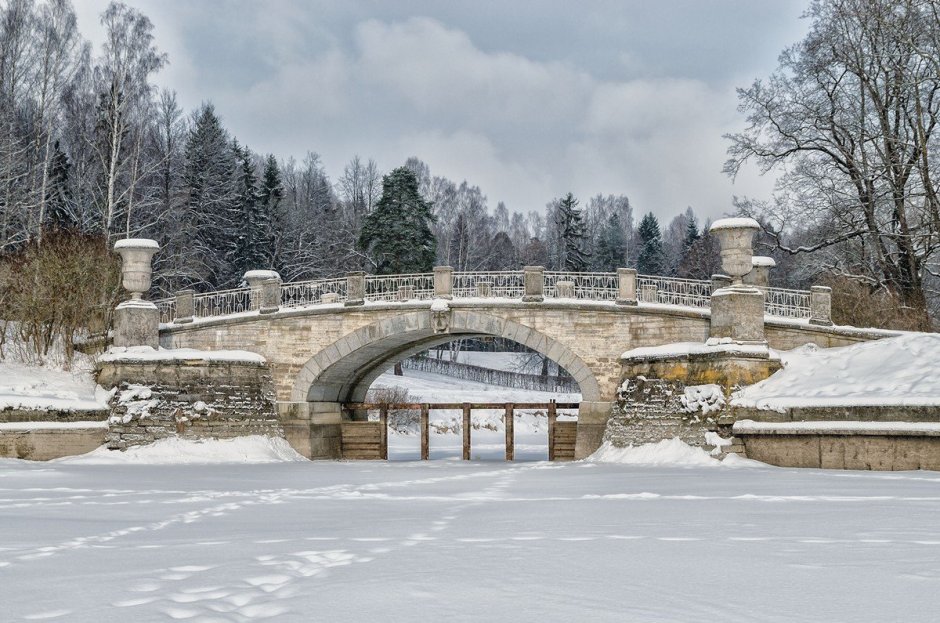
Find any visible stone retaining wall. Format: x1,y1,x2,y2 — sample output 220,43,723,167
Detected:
0,426,106,460
98,358,281,450
740,431,940,470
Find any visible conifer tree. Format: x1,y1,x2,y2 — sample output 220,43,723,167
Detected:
231,141,267,278
683,213,700,251
554,192,589,271
594,212,626,271
259,154,284,271
637,212,667,275
359,167,437,274
43,141,77,233
184,104,239,288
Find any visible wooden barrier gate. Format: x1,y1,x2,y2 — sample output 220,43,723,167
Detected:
340,401,579,461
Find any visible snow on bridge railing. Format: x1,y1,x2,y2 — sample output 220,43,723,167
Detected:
452,271,525,298
155,269,816,322
764,286,811,320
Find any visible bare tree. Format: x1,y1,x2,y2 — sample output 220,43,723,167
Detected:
725,0,940,326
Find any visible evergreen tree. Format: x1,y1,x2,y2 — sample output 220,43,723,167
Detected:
554,192,589,271
259,154,284,271
683,212,700,250
43,141,77,233
231,141,267,278
637,212,667,275
184,104,239,288
594,212,627,271
359,167,437,274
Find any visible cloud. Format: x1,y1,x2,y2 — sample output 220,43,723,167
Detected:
75,3,779,223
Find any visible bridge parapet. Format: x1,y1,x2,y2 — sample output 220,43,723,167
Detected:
154,268,822,325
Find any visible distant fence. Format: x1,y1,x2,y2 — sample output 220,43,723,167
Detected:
401,355,580,394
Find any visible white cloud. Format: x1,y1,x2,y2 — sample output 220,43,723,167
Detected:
74,3,779,224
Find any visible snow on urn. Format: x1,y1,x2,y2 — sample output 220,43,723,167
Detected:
114,238,160,300
709,218,761,285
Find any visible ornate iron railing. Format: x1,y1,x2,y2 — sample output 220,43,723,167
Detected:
543,271,618,300
192,288,254,318
637,275,712,308
154,297,176,324
365,273,435,302
281,277,347,309
452,271,525,298
764,286,811,319
156,269,816,322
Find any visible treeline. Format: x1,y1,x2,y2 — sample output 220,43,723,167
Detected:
0,0,724,301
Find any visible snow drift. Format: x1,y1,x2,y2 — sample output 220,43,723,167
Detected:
61,435,307,465
732,333,940,411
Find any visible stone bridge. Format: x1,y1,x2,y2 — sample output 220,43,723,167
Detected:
149,265,882,459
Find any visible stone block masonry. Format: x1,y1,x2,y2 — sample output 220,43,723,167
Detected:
98,356,281,450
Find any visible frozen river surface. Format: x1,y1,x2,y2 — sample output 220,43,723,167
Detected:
2,434,939,622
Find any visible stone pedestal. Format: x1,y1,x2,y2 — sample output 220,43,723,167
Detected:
244,270,281,311
810,286,833,326
259,279,281,314
345,272,365,306
709,286,765,342
522,266,544,302
616,268,637,305
174,289,194,323
113,300,160,348
433,266,453,299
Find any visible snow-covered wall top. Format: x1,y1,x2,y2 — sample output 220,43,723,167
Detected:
732,334,940,410
99,346,266,365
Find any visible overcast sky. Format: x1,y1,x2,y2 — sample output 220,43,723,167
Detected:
75,0,810,222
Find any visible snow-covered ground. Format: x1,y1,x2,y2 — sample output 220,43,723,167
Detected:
0,357,109,412
426,349,534,372
2,440,939,622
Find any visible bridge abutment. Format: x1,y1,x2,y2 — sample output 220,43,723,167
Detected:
277,401,343,460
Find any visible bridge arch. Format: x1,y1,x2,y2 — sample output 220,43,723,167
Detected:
289,309,601,404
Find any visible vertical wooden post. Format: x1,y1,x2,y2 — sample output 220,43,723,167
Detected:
420,403,430,460
548,400,557,461
504,403,514,461
379,405,389,460
462,403,471,460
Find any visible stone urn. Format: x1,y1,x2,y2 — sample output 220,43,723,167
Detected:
708,218,761,285
745,256,776,289
114,239,160,300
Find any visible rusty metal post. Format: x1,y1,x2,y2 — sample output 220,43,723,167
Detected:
462,403,471,460
504,403,514,461
548,400,557,461
380,405,388,460
420,403,430,460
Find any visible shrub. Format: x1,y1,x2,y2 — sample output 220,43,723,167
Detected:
0,232,121,365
